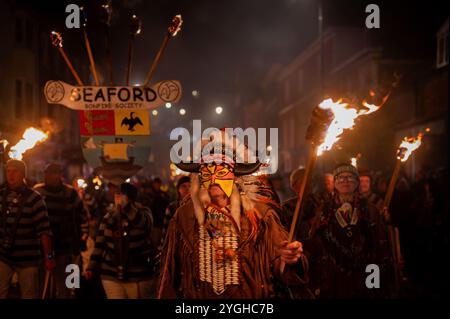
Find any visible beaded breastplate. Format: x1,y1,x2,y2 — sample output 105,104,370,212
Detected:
198,204,240,295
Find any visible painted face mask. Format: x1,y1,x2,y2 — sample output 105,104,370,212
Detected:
199,163,235,198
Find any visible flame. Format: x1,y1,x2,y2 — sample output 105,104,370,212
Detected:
77,178,88,189
8,127,49,160
1,139,8,149
168,14,183,37
351,157,358,168
397,133,423,162
316,99,379,155
93,176,102,186
351,153,361,168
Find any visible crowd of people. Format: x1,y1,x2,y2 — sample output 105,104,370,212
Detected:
275,165,449,298
0,157,447,299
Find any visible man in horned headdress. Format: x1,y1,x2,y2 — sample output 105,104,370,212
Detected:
158,133,310,298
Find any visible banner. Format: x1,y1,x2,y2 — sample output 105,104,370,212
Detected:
79,109,150,136
44,80,182,110
115,109,150,135
81,135,152,185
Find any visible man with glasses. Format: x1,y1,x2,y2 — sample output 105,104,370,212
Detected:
303,163,389,298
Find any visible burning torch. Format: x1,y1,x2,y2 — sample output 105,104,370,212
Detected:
126,14,142,86
384,131,427,209
0,139,8,184
350,153,361,169
8,127,49,160
144,14,183,86
1,127,49,186
80,6,100,86
280,94,389,274
50,31,84,86
99,0,114,85
382,130,428,294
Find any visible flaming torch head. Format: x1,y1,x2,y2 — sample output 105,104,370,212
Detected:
305,102,334,146
168,14,183,37
130,14,142,36
314,97,383,156
0,139,8,149
315,99,357,156
50,31,63,48
8,127,49,160
99,0,113,26
80,6,88,28
351,157,357,168
397,133,423,162
77,178,88,189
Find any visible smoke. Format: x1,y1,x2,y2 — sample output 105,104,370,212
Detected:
40,117,62,134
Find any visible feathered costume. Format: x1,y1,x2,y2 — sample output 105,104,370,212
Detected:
158,134,310,298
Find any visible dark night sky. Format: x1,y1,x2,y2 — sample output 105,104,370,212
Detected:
25,0,447,132
16,0,448,176
107,0,322,129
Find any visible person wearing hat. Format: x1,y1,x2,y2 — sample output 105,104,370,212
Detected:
86,182,154,299
303,162,390,299
33,162,89,298
159,132,310,299
0,159,54,299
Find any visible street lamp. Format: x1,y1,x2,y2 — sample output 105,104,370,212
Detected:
215,106,223,114
179,108,186,115
165,102,172,109
152,110,158,116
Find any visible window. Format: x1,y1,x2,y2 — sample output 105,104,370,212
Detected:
15,80,23,119
437,20,449,69
26,83,33,119
25,20,33,50
41,35,49,66
15,17,23,44
284,80,291,102
289,118,295,148
436,34,449,67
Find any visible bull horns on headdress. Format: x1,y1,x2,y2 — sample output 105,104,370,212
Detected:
173,131,262,175
175,162,261,176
